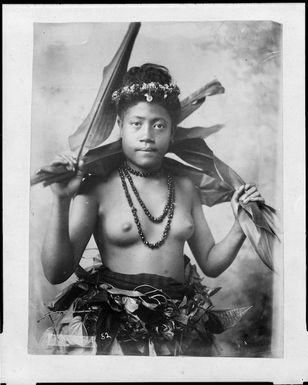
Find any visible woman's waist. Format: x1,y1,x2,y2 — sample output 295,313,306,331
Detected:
98,249,186,283
76,263,188,299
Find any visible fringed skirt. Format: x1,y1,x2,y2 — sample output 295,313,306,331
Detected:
39,256,251,356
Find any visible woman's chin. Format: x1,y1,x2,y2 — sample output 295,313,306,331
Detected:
129,156,163,171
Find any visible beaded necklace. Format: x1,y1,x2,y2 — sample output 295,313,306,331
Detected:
118,164,175,249
124,162,162,177
122,166,173,223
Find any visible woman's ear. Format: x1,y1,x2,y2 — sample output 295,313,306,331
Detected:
168,130,175,152
117,116,123,137
170,126,176,144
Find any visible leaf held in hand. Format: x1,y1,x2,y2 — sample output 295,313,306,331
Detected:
68,23,141,153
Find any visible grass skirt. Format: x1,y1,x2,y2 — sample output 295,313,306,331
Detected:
39,256,251,355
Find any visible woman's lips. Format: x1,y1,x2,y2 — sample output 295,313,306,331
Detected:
137,147,157,152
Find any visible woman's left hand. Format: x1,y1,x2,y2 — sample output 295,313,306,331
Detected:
231,183,265,219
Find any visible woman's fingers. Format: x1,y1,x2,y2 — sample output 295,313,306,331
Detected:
231,183,265,215
61,154,77,171
50,154,77,171
244,183,255,190
48,154,85,191
240,186,257,202
77,159,84,171
232,185,245,202
241,190,266,205
241,191,259,204
231,183,266,205
243,196,265,204
246,191,260,199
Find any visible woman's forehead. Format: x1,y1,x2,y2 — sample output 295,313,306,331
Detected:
124,102,172,121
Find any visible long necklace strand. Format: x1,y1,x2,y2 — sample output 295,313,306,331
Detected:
118,166,175,249
122,164,173,223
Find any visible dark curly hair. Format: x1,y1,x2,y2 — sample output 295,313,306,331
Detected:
115,63,181,128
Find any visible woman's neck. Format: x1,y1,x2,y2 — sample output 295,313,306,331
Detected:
125,160,164,176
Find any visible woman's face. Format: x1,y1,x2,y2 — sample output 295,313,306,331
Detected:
118,102,173,170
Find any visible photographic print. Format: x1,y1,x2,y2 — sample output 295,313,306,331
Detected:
29,20,283,357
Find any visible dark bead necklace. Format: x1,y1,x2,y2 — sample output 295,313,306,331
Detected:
124,162,162,177
118,166,175,249
122,165,173,223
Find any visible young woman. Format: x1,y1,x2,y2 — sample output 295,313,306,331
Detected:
40,63,265,356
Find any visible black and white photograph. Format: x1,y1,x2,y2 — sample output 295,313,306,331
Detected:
29,19,283,357
2,3,306,384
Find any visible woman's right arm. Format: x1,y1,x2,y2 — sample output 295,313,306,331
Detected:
41,157,98,284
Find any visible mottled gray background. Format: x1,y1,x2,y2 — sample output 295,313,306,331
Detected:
29,21,283,356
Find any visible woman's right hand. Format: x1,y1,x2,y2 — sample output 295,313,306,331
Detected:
49,154,85,199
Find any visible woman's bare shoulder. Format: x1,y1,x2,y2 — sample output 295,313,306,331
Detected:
174,175,196,197
174,174,201,205
174,175,194,189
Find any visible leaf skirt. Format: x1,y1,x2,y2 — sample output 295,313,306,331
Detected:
38,256,252,356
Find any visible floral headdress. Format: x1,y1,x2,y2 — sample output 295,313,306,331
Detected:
111,82,181,104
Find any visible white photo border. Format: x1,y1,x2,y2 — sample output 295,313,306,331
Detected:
3,4,306,384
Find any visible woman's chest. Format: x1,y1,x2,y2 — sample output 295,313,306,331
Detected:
97,184,194,247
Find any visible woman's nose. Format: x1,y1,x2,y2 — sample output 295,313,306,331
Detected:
139,123,154,142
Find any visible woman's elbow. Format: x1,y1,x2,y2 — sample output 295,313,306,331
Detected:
42,268,67,285
44,269,73,285
41,260,73,285
201,264,222,278
206,270,222,278
41,251,75,284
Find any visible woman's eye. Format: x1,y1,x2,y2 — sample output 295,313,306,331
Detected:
130,121,141,127
154,123,166,130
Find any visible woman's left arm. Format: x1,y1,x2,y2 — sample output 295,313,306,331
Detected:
188,182,265,278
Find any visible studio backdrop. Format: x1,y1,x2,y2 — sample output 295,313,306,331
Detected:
29,21,283,357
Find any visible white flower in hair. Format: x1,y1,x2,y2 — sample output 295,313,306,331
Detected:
145,93,153,102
